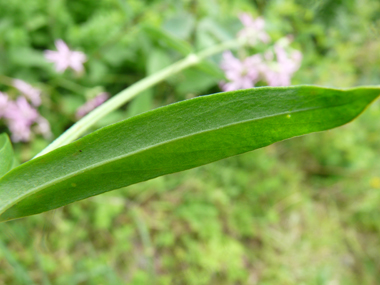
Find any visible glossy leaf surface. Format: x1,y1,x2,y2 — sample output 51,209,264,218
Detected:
0,86,379,221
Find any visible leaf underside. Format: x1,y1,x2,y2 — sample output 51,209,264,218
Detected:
0,85,379,222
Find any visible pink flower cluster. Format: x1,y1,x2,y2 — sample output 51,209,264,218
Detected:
0,80,51,142
43,40,108,119
219,51,263,91
0,40,108,143
238,13,270,45
76,92,109,119
219,14,302,91
262,43,302,86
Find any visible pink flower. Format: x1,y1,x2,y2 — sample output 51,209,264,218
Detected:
76,92,109,119
0,91,52,142
219,14,302,91
219,51,263,91
4,97,39,123
7,118,33,142
238,13,270,46
35,116,52,139
4,97,39,142
261,40,302,86
44,39,87,73
0,92,9,118
219,41,302,90
13,79,41,106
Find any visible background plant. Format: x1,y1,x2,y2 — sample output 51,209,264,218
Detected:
1,0,380,284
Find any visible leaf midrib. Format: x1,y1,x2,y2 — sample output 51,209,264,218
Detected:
0,100,355,214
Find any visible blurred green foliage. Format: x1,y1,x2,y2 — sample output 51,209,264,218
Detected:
1,0,380,284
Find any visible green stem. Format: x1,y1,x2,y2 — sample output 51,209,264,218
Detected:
35,38,243,157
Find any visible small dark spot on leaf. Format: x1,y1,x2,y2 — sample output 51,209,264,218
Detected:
79,150,82,152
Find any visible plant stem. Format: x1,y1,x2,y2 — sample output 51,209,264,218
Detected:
35,38,243,157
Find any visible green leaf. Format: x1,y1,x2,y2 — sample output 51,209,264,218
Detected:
143,25,193,56
0,133,17,178
9,47,50,69
194,60,225,79
146,48,173,75
142,25,224,78
126,89,153,117
176,69,219,95
0,86,379,221
196,18,234,50
162,12,195,40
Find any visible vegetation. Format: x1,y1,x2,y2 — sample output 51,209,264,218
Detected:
1,0,380,284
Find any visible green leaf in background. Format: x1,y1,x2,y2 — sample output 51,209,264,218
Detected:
126,89,153,118
162,12,195,40
0,85,379,222
9,48,50,69
176,69,220,96
196,18,234,50
143,25,193,56
143,25,223,78
146,48,173,75
194,60,225,79
0,133,18,178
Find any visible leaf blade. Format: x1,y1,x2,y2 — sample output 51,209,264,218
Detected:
0,133,17,178
0,85,379,221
